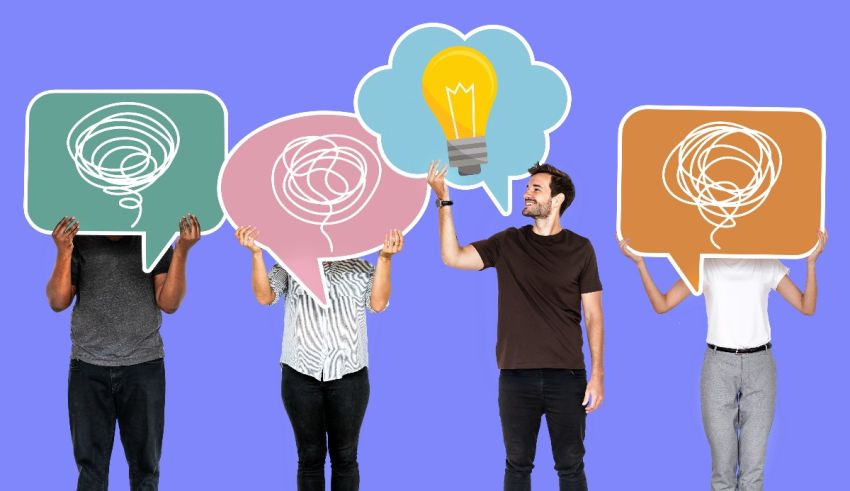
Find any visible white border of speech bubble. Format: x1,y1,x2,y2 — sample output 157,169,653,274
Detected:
217,110,431,309
24,89,229,273
353,22,571,216
616,105,826,296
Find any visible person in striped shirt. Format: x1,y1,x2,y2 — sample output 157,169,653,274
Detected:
235,225,403,491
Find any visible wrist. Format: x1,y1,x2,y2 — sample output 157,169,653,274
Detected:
435,196,453,208
378,252,394,260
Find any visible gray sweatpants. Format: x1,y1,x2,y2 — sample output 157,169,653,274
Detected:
700,347,776,491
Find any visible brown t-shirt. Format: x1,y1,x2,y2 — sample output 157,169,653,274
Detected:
472,225,602,369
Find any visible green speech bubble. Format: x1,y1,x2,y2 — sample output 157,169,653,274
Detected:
25,90,227,271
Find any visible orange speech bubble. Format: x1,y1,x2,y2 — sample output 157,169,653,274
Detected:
618,106,825,294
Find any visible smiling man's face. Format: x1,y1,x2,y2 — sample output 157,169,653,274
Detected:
522,172,555,218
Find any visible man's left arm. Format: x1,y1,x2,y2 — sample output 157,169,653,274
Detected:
581,290,604,414
155,214,201,314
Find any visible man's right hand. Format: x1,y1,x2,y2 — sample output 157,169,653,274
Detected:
235,225,262,254
427,161,450,201
52,216,79,254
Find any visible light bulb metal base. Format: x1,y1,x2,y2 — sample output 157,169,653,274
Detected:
447,137,487,176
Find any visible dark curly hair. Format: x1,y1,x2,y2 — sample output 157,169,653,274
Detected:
528,162,575,216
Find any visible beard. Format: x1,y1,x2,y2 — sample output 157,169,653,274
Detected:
521,199,552,218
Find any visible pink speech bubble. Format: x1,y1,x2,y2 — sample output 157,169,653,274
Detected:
219,111,429,306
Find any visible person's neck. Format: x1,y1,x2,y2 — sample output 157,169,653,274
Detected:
531,215,562,236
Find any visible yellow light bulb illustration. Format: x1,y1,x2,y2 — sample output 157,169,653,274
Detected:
422,46,497,175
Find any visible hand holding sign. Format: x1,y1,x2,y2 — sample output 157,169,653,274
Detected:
219,111,428,307
26,91,227,272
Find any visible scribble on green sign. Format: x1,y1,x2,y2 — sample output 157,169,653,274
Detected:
67,102,181,228
25,90,227,272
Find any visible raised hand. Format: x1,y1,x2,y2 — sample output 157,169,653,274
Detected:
380,229,404,258
426,160,450,200
808,229,828,264
618,238,644,265
235,225,262,254
175,213,201,253
51,216,79,254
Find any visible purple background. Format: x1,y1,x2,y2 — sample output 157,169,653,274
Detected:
2,2,847,489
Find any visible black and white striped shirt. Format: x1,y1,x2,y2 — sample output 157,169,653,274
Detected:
269,259,379,381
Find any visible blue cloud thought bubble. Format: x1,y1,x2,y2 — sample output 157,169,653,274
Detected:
355,23,570,215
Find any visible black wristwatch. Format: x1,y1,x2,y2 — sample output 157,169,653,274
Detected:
435,197,453,208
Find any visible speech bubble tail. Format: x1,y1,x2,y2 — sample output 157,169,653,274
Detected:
668,251,704,296
293,260,331,308
482,176,512,216
142,229,179,274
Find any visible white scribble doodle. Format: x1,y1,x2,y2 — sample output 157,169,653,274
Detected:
663,122,782,249
67,102,180,228
271,135,382,251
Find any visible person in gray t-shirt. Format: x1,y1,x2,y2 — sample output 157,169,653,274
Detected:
46,214,201,491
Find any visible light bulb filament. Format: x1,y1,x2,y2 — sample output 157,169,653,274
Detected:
445,83,475,140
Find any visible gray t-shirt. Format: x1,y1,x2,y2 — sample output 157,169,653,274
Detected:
70,236,173,366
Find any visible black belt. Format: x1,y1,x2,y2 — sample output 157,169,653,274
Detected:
707,342,771,354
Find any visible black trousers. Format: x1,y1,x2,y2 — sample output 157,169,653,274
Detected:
499,368,588,491
281,364,370,491
68,358,165,491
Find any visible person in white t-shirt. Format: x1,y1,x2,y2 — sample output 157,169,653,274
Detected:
619,231,827,491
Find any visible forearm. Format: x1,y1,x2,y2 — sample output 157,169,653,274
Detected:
586,316,605,380
801,262,818,315
251,251,275,305
157,249,188,313
370,255,392,312
636,262,669,313
46,250,74,311
438,207,464,266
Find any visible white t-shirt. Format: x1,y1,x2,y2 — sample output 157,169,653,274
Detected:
703,258,789,349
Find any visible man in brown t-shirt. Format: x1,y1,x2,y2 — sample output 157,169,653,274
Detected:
427,162,604,491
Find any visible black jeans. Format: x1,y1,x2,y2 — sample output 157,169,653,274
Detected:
281,364,370,491
499,368,588,491
68,358,165,491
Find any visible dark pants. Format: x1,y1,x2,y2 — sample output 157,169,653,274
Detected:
499,368,588,491
281,364,370,491
68,358,165,491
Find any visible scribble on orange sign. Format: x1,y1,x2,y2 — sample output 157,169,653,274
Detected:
618,106,824,294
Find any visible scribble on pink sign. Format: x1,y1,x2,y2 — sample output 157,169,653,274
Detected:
219,111,429,306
